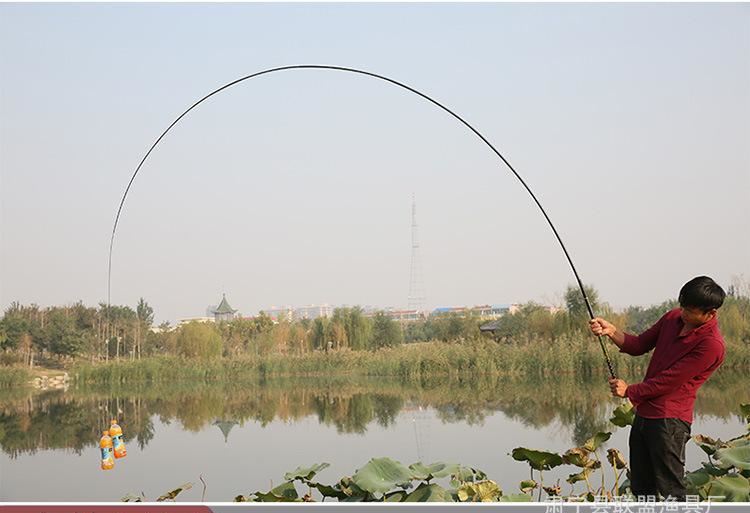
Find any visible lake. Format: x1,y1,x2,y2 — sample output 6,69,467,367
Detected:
1,371,748,501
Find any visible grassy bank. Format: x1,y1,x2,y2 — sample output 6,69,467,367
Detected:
25,333,750,387
0,366,32,388
71,336,649,385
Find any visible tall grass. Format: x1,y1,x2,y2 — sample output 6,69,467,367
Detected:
70,334,750,386
0,366,32,388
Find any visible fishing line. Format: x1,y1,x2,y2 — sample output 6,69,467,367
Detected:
107,64,616,379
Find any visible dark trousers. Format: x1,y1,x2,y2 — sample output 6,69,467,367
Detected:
629,414,691,500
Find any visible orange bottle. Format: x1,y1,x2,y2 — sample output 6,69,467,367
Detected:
100,430,115,470
109,419,127,459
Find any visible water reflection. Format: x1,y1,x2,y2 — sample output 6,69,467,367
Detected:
1,370,747,458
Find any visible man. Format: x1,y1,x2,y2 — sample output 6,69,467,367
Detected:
589,276,726,501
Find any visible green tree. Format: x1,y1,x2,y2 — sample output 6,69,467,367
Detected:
370,312,403,349
46,310,84,357
565,284,600,327
175,322,222,359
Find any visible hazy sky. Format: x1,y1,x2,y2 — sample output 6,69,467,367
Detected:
1,3,748,323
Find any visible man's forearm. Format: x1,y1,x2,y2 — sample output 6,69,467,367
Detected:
607,329,626,349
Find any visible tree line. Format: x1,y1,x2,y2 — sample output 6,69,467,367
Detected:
1,283,749,365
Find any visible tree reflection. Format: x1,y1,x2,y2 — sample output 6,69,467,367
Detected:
0,369,746,457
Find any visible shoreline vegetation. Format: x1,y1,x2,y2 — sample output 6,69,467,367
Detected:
1,284,749,388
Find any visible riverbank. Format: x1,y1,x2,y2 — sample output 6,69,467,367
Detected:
4,334,750,388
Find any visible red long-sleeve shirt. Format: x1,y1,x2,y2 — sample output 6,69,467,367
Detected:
621,308,725,424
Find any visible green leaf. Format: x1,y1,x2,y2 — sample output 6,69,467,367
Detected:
450,465,488,484
693,434,728,456
403,483,454,502
566,469,592,485
583,432,612,452
338,476,370,500
519,480,537,493
283,463,330,482
609,402,635,427
457,480,502,502
511,447,563,471
352,457,413,495
498,493,533,502
685,468,712,492
740,404,750,422
309,482,348,501
707,474,750,502
563,448,593,468
715,444,750,471
702,462,730,477
384,491,407,502
409,462,459,481
252,482,300,502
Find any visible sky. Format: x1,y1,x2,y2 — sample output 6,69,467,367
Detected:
1,3,748,323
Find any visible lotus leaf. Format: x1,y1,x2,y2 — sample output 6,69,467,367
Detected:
617,478,631,496
543,485,561,496
707,474,750,502
310,482,349,501
384,491,407,502
457,480,502,502
408,462,459,481
563,448,592,468
609,402,635,427
511,447,563,471
352,457,413,495
606,448,627,469
715,445,750,471
338,476,370,499
702,462,729,477
450,465,488,484
121,495,143,502
156,482,192,502
283,462,330,482
583,432,612,452
498,493,533,502
403,483,454,502
252,482,300,502
566,469,591,485
685,468,712,491
519,479,537,493
233,495,250,502
693,434,727,456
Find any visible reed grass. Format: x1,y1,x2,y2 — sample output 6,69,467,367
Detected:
0,366,32,388
69,334,750,385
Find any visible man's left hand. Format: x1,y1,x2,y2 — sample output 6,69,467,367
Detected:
609,378,628,398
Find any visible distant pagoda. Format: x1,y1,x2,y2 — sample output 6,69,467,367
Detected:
212,294,237,322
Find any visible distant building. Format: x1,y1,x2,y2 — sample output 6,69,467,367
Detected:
212,294,237,322
433,304,521,318
177,316,214,326
383,309,425,322
263,304,334,322
263,306,294,322
293,304,334,321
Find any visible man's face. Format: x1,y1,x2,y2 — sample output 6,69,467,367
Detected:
680,306,716,327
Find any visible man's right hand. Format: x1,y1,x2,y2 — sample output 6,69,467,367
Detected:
590,318,616,337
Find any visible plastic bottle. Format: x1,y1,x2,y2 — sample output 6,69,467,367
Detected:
109,419,127,459
100,430,115,470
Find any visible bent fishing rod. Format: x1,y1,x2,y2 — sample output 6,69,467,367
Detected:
107,64,617,379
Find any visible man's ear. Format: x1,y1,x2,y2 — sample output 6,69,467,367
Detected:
707,308,718,320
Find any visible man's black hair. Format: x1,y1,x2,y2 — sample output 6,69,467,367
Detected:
678,276,726,312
